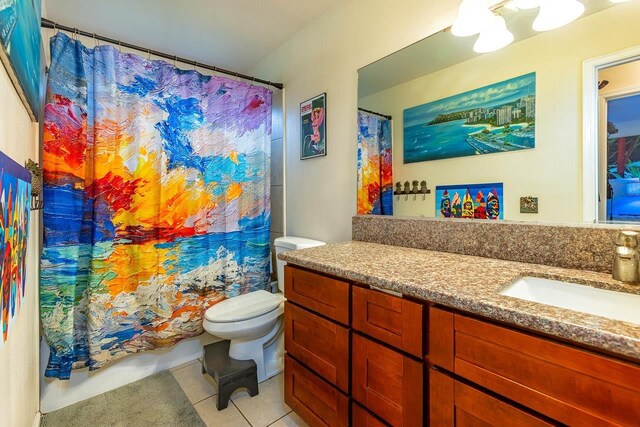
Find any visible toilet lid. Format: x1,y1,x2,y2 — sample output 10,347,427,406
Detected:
205,290,284,323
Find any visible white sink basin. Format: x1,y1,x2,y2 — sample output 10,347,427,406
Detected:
500,276,640,325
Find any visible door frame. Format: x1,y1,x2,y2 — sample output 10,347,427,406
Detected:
583,46,640,223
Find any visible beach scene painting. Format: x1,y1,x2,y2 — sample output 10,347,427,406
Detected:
404,73,536,163
0,0,42,120
436,183,503,220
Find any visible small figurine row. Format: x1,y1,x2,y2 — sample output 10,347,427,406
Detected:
394,181,431,200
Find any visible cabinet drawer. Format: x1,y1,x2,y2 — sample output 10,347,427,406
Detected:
430,369,553,427
352,286,424,357
430,307,640,426
284,266,350,325
352,334,423,427
284,355,349,427
284,302,349,392
352,402,388,427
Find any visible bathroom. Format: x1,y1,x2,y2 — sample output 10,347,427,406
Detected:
1,0,640,426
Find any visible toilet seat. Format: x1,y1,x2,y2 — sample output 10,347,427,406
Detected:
205,290,284,323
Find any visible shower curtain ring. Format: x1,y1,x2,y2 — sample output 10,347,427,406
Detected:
174,55,177,67
118,40,122,53
53,22,58,35
93,33,98,47
194,61,198,71
147,48,151,60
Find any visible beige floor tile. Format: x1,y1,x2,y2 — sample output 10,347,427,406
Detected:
194,398,251,427
268,411,308,427
171,359,217,403
169,358,200,372
231,373,291,427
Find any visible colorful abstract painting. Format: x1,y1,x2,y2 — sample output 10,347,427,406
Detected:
41,33,272,379
0,150,31,347
357,111,393,215
436,183,503,220
0,0,42,119
404,73,536,163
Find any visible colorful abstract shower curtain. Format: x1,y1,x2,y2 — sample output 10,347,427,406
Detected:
357,111,393,215
41,33,272,379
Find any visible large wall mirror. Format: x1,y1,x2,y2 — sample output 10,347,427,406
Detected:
357,0,640,225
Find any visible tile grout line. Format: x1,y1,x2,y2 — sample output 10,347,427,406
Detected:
265,410,293,427
231,400,253,426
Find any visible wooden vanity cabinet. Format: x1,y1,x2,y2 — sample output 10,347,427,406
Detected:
284,266,425,427
428,306,640,426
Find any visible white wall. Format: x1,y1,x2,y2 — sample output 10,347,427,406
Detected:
0,52,41,427
360,3,640,222
251,0,499,243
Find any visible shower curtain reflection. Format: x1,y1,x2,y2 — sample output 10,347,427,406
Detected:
357,111,393,215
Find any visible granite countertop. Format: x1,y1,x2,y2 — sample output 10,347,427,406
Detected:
279,241,640,361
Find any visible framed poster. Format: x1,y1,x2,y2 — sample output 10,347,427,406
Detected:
0,0,43,121
300,93,326,159
0,150,32,345
404,72,535,163
436,183,503,220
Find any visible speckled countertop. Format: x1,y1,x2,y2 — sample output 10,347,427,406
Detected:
280,241,640,361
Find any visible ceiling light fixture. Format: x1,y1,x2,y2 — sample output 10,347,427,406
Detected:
505,0,542,10
451,0,496,37
473,15,514,53
532,0,585,32
610,0,630,3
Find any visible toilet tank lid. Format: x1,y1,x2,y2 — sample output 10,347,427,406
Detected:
274,236,326,250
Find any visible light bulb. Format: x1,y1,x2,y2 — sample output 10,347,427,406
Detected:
533,0,585,31
473,15,514,53
451,0,496,37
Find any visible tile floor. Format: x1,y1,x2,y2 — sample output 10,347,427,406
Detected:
169,359,308,427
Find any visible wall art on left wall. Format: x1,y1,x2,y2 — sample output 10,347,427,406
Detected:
0,0,43,120
0,150,32,346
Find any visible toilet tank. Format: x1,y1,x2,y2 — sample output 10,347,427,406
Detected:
274,236,326,293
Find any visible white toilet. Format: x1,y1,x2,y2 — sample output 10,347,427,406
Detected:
203,236,326,382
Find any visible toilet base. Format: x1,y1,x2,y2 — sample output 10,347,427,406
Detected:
228,317,284,383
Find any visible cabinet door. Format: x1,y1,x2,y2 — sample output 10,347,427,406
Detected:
429,307,640,426
284,302,350,392
284,266,350,325
352,286,424,357
284,355,349,427
352,334,423,427
430,369,554,427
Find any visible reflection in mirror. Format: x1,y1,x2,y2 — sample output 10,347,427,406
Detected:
599,59,640,223
357,0,640,224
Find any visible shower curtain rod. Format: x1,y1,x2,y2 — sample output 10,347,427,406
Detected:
40,18,284,90
358,107,392,120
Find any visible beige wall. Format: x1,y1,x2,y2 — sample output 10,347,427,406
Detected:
359,3,640,222
253,1,640,234
251,0,501,243
0,56,41,426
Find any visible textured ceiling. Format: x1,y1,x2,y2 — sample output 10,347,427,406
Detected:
44,0,340,73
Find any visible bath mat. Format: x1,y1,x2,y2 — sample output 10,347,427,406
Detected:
41,370,206,427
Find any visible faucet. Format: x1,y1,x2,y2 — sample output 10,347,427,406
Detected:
613,231,640,284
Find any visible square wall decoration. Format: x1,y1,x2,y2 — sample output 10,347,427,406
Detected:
0,0,43,121
436,183,503,220
300,93,326,159
404,72,536,163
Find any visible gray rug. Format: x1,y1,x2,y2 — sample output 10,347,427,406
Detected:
41,370,206,427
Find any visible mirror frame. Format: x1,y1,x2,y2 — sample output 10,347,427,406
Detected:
583,45,640,223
